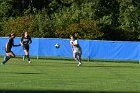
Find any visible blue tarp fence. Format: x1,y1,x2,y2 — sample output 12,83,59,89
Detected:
0,37,140,60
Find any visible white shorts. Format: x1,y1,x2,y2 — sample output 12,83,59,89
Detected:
73,50,82,55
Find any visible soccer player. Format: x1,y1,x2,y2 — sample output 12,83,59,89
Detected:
70,35,82,66
1,33,21,65
20,32,32,63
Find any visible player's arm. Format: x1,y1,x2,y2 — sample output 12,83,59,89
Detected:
70,41,74,51
72,40,79,47
20,38,23,46
29,37,32,44
13,44,21,47
13,40,21,47
5,42,9,51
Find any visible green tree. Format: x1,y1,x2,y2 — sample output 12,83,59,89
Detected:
31,9,54,37
2,16,33,36
0,0,12,36
51,1,103,39
118,0,140,40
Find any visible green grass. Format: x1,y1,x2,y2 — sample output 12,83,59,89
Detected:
0,57,140,93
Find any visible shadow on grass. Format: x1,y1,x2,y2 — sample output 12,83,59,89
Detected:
1,56,139,64
0,72,42,74
29,57,139,64
0,90,139,93
16,72,42,74
84,65,137,68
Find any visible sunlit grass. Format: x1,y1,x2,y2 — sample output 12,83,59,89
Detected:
0,57,140,92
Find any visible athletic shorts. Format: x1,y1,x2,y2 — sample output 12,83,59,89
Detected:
73,50,82,55
5,48,12,53
23,45,29,51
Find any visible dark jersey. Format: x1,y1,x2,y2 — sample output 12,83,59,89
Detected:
6,38,14,52
21,36,32,46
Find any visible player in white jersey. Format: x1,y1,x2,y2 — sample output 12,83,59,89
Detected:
70,35,82,66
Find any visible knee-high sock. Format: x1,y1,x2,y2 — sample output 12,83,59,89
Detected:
2,56,10,64
75,57,82,63
27,55,30,61
24,55,27,59
75,57,80,63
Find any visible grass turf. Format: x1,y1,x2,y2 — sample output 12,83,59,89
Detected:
0,57,140,93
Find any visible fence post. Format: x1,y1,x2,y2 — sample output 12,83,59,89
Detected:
88,58,90,62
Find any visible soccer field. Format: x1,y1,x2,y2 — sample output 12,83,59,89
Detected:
0,57,140,93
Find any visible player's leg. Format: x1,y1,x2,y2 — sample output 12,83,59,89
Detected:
77,50,82,66
1,51,15,64
77,53,82,66
77,51,82,62
24,47,31,63
27,46,31,63
23,46,27,61
73,52,78,62
73,52,81,66
1,53,10,64
10,51,16,58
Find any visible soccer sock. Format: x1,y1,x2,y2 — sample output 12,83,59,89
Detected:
75,57,80,63
76,57,82,64
2,56,10,64
27,55,30,61
23,55,28,60
78,58,82,63
24,55,27,59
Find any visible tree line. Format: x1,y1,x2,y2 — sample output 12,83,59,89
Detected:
0,0,140,41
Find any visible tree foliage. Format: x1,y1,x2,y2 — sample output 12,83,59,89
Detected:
1,0,140,40
3,15,33,36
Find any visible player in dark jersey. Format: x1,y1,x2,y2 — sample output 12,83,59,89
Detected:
1,33,21,65
20,32,32,63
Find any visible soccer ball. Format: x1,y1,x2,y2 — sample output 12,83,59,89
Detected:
55,43,60,48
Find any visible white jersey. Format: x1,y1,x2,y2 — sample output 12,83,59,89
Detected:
70,40,82,54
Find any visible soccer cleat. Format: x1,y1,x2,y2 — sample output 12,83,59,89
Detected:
28,61,31,63
1,62,5,65
77,62,82,66
4,56,6,60
23,56,25,61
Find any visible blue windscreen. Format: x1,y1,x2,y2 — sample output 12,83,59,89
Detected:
0,37,140,60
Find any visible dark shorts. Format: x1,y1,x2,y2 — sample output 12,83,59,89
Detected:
23,45,29,51
5,50,15,57
5,48,12,53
